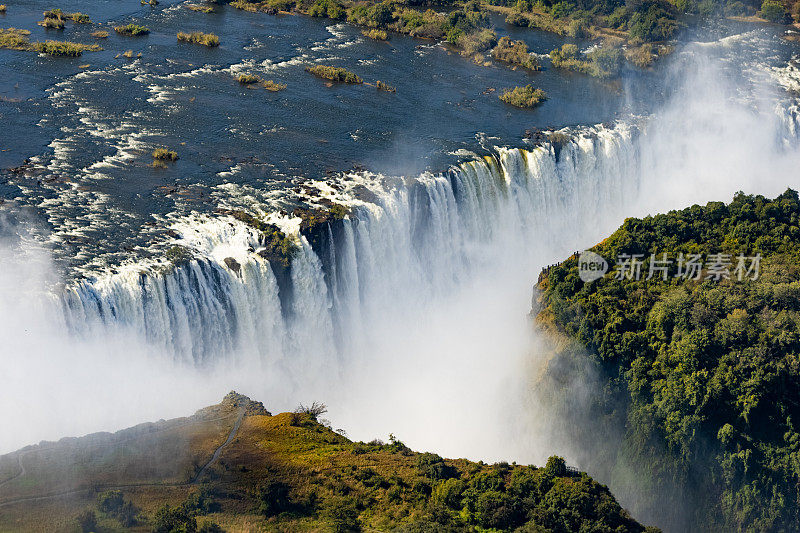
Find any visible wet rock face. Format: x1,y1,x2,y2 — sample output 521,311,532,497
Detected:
223,257,241,275
222,391,272,416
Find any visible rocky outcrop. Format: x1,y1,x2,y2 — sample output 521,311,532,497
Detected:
221,391,271,416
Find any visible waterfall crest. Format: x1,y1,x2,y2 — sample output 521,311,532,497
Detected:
61,123,640,363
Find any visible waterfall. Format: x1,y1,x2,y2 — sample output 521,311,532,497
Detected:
59,123,641,364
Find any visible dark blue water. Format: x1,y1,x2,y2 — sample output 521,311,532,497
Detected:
0,0,797,270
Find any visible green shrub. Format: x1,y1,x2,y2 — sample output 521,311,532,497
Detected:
263,79,286,91
165,245,193,265
0,28,32,50
152,148,178,161
321,496,360,532
187,4,215,12
543,456,568,478
68,12,91,23
550,44,620,78
587,46,622,77
114,23,150,36
499,85,547,108
257,481,291,516
305,64,362,83
723,0,749,15
75,509,97,533
42,8,64,19
456,28,497,55
625,43,654,68
347,1,395,27
91,30,109,38
177,31,220,46
761,0,787,21
97,490,140,527
308,0,346,19
362,28,388,40
238,73,260,84
431,478,465,508
491,36,540,70
230,0,260,11
416,453,458,481
182,486,219,516
376,80,395,92
38,17,65,29
627,5,679,41
550,0,576,17
35,40,100,56
152,504,197,533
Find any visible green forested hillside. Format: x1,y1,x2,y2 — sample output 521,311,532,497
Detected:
0,393,655,533
536,190,800,532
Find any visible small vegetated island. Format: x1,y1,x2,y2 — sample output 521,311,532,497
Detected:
0,392,659,532
0,27,101,56
499,84,547,108
177,31,220,46
114,23,150,36
306,64,363,83
535,189,800,531
38,8,92,29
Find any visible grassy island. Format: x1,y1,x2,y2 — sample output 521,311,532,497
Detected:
305,64,362,83
35,40,100,56
237,73,260,84
187,4,215,12
376,79,395,92
177,31,220,46
152,148,178,161
550,43,621,79
499,84,547,108
263,79,287,91
0,28,101,56
114,23,150,36
492,36,540,70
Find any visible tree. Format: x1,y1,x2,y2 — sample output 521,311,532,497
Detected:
75,509,97,533
257,481,291,517
152,504,197,533
322,496,361,532
760,0,787,22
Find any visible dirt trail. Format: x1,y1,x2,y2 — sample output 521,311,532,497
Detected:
0,454,25,489
191,407,245,484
